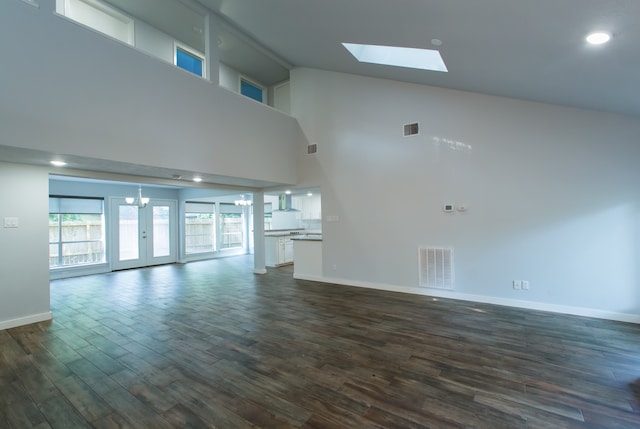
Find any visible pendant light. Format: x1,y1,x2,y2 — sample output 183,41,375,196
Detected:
126,185,150,208
234,195,252,206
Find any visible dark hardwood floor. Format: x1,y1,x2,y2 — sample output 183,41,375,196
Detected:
2,256,640,428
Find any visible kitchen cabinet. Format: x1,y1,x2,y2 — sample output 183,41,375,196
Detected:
265,235,294,267
284,238,294,262
292,195,322,220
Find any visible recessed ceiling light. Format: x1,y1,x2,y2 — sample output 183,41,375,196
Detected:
342,42,448,72
50,160,67,167
193,176,203,182
285,190,292,195
307,192,313,197
586,32,611,45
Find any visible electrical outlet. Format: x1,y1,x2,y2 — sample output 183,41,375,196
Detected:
522,280,530,290
513,280,522,290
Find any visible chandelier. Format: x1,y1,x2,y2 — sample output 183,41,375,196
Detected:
234,195,252,206
126,185,149,208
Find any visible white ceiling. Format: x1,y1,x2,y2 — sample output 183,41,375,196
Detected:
200,0,640,117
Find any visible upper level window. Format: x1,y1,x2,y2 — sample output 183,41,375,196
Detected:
240,77,265,103
175,44,205,77
57,0,209,79
56,0,134,45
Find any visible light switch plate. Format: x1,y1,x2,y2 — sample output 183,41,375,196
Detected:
4,217,19,228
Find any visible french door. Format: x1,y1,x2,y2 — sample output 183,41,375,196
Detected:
110,198,177,270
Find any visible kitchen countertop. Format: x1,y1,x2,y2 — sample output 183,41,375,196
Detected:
291,234,322,241
264,229,305,237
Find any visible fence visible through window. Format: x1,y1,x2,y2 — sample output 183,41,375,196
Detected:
49,214,106,267
221,215,243,249
185,203,216,254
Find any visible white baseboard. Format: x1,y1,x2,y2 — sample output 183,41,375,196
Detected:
254,268,268,275
293,274,325,282
0,312,52,330
50,264,111,280
310,276,640,324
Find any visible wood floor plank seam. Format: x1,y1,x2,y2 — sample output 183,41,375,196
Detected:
1,255,639,428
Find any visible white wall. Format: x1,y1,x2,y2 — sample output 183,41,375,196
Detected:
271,211,301,230
219,62,240,93
135,18,174,64
49,178,180,200
0,163,51,329
291,68,640,322
0,0,302,187
272,82,291,115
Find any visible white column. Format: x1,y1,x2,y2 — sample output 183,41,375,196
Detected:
252,191,266,274
205,13,220,85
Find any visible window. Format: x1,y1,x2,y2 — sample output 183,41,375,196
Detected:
185,202,215,254
57,0,210,79
240,77,265,103
152,206,171,257
56,0,134,45
175,44,205,77
219,203,243,249
49,197,106,268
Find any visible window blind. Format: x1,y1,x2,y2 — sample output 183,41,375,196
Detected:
49,197,103,214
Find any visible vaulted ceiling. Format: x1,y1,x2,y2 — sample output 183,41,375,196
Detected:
200,0,639,117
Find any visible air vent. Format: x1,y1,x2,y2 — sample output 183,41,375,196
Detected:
418,247,454,290
307,144,318,154
403,122,419,137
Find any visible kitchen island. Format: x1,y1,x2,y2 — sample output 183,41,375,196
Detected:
292,235,322,280
264,230,304,267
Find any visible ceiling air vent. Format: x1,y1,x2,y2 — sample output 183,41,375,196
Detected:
403,122,419,137
307,143,318,154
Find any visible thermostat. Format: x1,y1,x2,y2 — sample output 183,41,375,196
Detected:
443,204,454,213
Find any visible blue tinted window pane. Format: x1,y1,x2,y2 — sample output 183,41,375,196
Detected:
176,48,203,77
241,80,263,102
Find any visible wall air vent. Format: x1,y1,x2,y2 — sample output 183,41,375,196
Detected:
403,122,419,137
307,143,318,154
418,247,454,290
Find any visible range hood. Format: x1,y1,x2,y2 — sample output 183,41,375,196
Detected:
276,194,299,211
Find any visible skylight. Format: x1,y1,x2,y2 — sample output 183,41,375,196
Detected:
342,43,448,72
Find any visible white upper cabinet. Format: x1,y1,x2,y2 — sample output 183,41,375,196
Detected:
292,194,321,220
